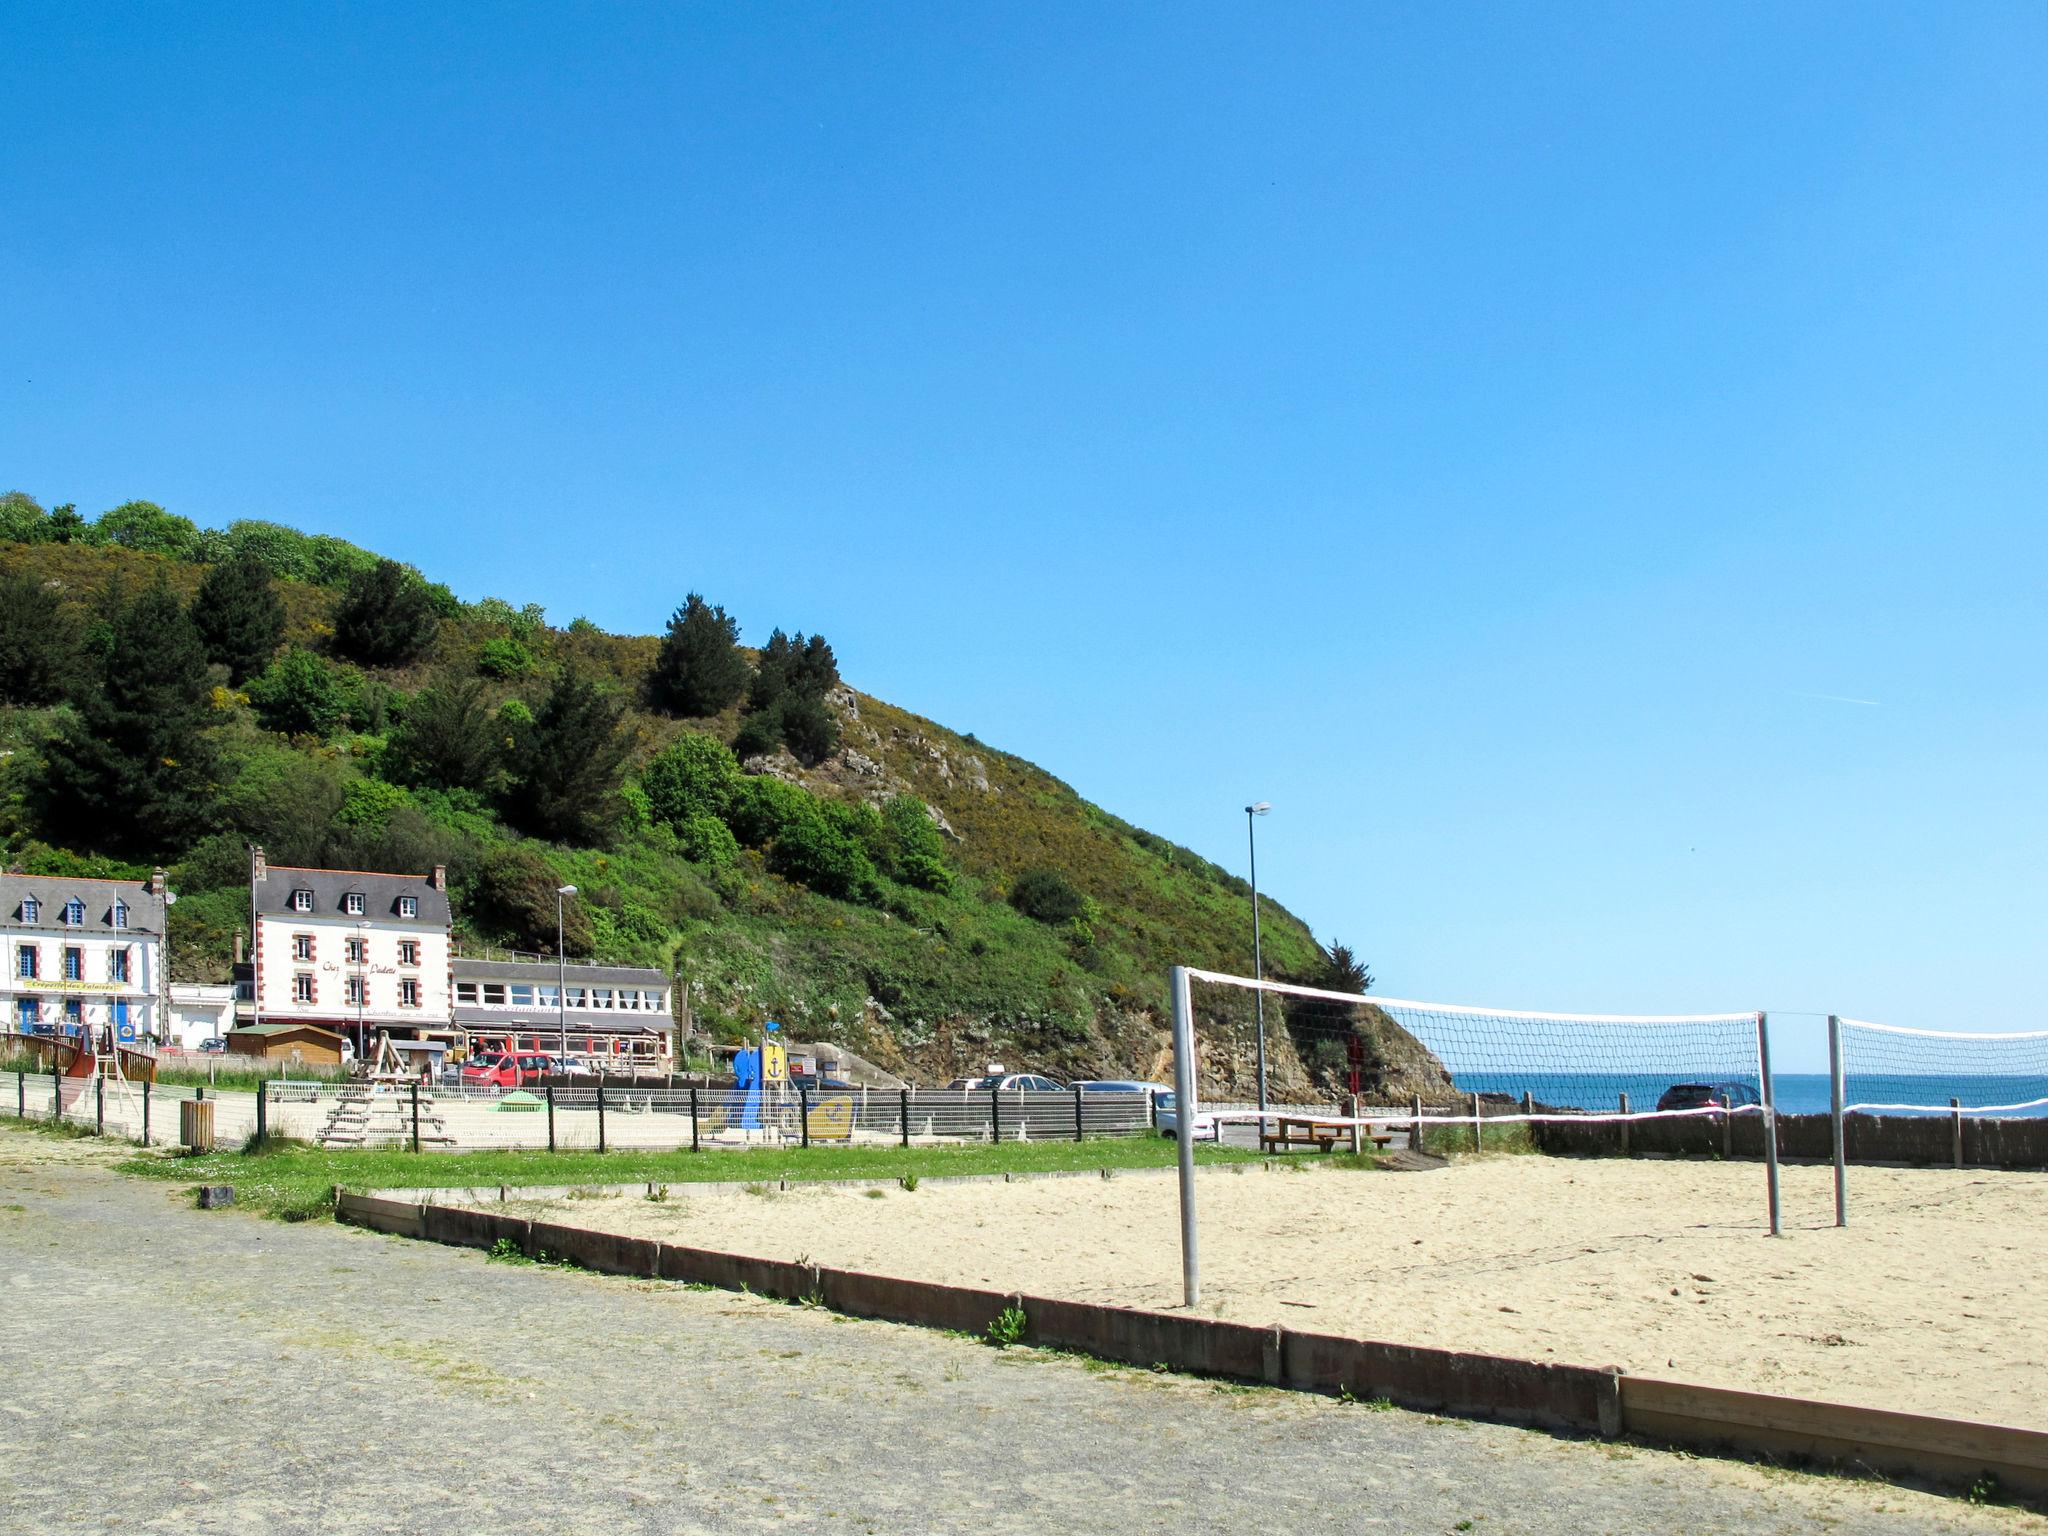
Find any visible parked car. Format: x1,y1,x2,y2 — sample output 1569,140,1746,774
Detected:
1655,1081,1761,1112
942,1073,1066,1092
460,1052,555,1089
1152,1089,1220,1141
198,1037,227,1055
1067,1079,1160,1094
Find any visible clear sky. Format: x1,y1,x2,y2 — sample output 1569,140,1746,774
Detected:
4,4,2043,1069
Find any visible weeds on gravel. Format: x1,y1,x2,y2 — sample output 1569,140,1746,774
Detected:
984,1305,1028,1349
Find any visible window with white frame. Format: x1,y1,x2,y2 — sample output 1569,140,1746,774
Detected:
293,974,315,1004
344,892,365,916
345,936,366,964
482,984,506,1006
291,890,313,912
293,933,314,962
398,896,418,919
400,977,420,1008
454,982,478,1004
509,984,534,1007
398,940,419,966
344,976,365,1006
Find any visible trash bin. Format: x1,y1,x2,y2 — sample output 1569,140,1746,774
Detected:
180,1098,215,1152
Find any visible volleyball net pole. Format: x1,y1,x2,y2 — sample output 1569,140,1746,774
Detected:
1170,964,1201,1308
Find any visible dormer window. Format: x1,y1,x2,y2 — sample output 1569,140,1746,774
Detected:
61,899,83,926
20,897,37,922
344,892,366,916
397,896,418,920
291,889,314,913
111,901,128,929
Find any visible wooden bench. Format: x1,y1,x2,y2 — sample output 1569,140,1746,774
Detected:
1260,1116,1396,1154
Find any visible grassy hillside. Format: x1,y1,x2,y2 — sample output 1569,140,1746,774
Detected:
0,508,1332,1087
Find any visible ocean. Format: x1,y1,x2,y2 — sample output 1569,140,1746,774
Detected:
1453,1072,2048,1118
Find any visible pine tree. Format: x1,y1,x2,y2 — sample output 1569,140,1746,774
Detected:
386,678,503,792
37,580,219,858
332,558,441,666
647,593,750,717
502,666,634,844
0,569,80,705
191,550,285,684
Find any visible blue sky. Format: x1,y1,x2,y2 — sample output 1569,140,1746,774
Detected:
3,4,2043,1068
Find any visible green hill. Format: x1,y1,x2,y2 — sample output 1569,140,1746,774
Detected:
0,489,1338,1088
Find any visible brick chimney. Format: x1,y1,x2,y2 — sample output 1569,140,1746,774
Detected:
233,931,244,965
250,844,267,884
430,863,446,892
148,868,167,898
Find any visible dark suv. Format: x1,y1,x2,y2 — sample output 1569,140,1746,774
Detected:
1655,1081,1760,1112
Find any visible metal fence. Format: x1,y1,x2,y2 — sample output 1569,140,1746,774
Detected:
4,1071,1161,1154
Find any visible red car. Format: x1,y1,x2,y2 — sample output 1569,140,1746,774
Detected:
460,1052,555,1089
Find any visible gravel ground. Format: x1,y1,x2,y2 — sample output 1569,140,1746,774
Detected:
0,1129,2037,1536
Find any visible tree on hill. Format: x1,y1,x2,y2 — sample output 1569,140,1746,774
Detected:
0,570,81,705
0,491,48,542
45,504,92,544
332,558,441,666
191,550,285,684
96,500,201,558
735,629,842,764
647,593,749,717
502,666,634,844
37,579,220,858
386,678,503,792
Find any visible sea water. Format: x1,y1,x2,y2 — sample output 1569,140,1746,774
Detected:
1452,1072,2048,1118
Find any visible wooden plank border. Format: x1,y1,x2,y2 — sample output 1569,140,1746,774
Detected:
336,1192,2048,1504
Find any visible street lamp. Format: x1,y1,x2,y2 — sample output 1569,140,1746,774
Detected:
556,886,577,1066
1246,802,1272,1112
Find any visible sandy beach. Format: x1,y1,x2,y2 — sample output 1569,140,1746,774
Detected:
479,1155,2048,1428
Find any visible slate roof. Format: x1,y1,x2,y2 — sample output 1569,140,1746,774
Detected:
254,866,451,926
0,874,165,936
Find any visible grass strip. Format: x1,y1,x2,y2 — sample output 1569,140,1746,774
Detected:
115,1135,1269,1220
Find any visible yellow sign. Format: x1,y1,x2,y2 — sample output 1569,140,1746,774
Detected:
762,1040,788,1084
808,1095,854,1141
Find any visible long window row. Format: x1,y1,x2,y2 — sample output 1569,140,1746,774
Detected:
456,981,667,1012
14,944,137,984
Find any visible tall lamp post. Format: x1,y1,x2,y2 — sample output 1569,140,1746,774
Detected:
555,885,578,1065
1246,802,1272,1111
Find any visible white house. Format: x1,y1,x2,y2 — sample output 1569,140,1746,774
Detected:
1,871,167,1044
165,982,237,1050
240,847,453,1056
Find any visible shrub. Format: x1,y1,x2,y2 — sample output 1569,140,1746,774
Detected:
881,795,951,892
385,679,501,792
676,812,740,869
768,814,879,904
245,648,361,737
475,636,535,679
336,777,411,831
641,734,742,826
726,775,819,849
779,692,840,765
1009,867,1088,926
